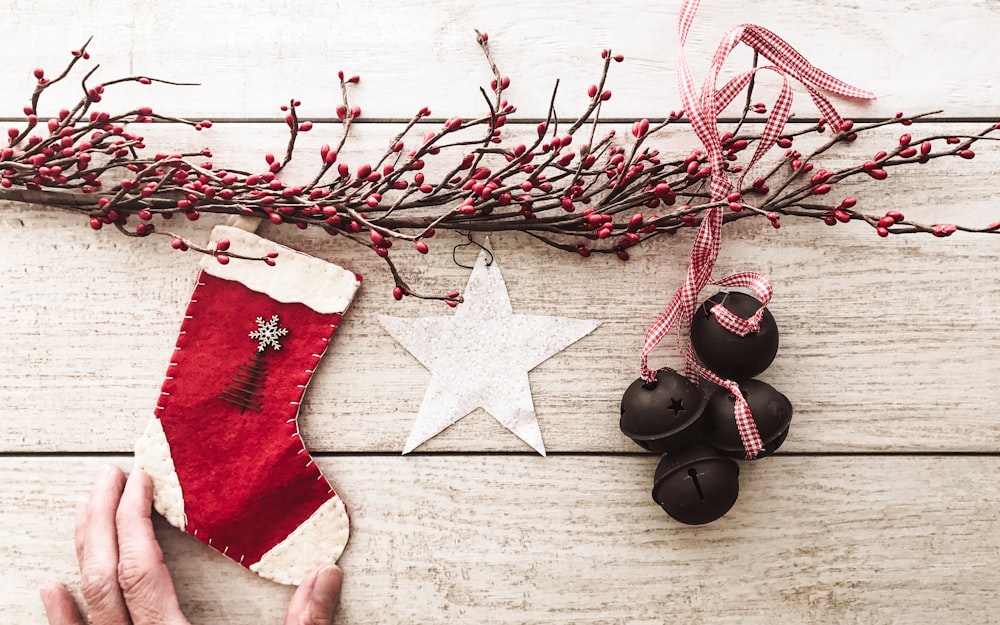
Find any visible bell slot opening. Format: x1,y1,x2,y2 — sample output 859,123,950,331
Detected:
687,467,705,501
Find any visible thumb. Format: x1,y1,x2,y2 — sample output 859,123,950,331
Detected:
284,565,343,625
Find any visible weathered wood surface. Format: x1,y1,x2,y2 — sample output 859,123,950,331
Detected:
3,456,999,625
2,0,1000,623
4,0,1000,119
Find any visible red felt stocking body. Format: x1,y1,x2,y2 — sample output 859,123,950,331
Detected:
134,225,360,585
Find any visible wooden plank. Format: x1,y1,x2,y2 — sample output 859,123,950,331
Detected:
1,0,999,119
2,455,998,624
1,121,999,454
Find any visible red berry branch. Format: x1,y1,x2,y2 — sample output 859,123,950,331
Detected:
2,35,999,302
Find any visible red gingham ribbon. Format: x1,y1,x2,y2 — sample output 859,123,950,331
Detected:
640,0,875,459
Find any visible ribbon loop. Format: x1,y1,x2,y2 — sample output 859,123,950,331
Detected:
709,304,761,337
708,270,773,336
640,0,875,457
678,0,876,204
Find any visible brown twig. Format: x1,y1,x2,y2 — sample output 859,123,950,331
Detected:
2,36,999,300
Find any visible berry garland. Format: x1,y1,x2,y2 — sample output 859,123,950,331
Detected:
1,35,998,303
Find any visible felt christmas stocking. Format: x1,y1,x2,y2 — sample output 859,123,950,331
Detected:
134,225,361,585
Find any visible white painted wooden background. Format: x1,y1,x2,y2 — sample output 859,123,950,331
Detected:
2,1,999,623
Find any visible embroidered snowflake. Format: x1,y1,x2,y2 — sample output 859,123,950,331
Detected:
249,315,289,352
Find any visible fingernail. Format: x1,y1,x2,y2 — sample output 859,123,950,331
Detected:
311,565,343,607
93,465,111,485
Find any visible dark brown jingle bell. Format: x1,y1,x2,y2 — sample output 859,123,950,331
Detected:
704,379,793,460
690,291,779,380
619,368,708,454
652,445,741,525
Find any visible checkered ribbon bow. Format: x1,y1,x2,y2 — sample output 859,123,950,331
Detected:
640,0,875,458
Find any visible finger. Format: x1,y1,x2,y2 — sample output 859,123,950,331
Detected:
284,565,343,625
73,495,88,564
39,583,85,625
115,469,189,625
283,567,319,624
77,465,131,625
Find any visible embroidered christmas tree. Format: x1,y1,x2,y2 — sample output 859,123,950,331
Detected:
220,314,288,413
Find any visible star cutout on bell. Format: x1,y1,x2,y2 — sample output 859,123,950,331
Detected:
378,238,600,455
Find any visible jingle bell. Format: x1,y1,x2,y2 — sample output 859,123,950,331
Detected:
652,444,741,525
704,379,793,459
690,291,779,380
619,368,708,454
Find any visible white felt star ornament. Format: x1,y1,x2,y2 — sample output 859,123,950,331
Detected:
379,241,600,455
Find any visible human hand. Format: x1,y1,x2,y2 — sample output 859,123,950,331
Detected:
40,465,343,625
